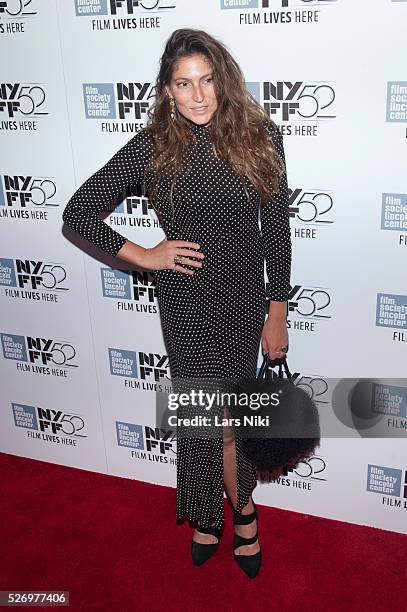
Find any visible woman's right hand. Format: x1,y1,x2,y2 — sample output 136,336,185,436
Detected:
140,239,205,276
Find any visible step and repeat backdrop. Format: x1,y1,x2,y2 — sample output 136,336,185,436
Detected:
1,0,406,534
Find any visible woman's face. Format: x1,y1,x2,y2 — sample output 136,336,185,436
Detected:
165,53,218,126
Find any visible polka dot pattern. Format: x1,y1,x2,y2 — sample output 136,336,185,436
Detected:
62,130,154,257
62,117,292,530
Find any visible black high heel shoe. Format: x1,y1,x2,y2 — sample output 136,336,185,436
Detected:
191,523,222,566
233,499,262,579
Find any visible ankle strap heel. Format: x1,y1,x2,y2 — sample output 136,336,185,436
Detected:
233,507,257,526
197,524,221,537
233,501,261,579
191,523,222,567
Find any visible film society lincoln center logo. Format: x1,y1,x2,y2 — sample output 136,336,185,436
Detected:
367,464,407,510
376,293,407,344
101,267,157,312
381,193,407,241
380,193,407,250
116,421,176,462
109,347,171,391
386,82,407,123
83,82,155,125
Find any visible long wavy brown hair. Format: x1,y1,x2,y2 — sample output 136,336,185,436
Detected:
145,28,285,214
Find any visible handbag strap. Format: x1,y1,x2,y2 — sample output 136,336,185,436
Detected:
257,354,292,380
257,354,269,379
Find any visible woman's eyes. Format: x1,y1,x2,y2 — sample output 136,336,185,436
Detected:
177,77,214,87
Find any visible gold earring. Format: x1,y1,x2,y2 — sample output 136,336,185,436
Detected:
169,97,175,121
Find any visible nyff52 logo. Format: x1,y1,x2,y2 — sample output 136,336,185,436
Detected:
288,285,332,319
0,175,58,209
0,1,38,18
104,191,154,217
281,455,327,482
247,81,336,122
0,83,49,118
0,259,68,292
13,403,87,438
289,187,334,224
1,333,78,367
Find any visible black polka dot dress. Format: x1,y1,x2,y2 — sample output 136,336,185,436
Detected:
62,117,292,531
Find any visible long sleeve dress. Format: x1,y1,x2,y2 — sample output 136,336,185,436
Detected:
62,117,292,530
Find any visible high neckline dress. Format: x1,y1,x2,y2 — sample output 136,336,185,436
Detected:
62,116,292,531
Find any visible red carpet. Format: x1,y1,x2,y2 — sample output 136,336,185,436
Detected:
0,451,406,611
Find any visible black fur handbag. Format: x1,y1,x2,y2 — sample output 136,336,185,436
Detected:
231,354,321,473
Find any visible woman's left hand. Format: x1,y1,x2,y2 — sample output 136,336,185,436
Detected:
261,317,289,360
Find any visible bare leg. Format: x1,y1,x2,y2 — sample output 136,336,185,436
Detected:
191,408,260,551
192,430,219,545
223,410,260,556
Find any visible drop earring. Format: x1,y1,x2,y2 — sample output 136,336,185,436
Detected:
169,97,176,121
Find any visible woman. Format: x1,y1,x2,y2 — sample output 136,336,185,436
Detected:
62,28,291,579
